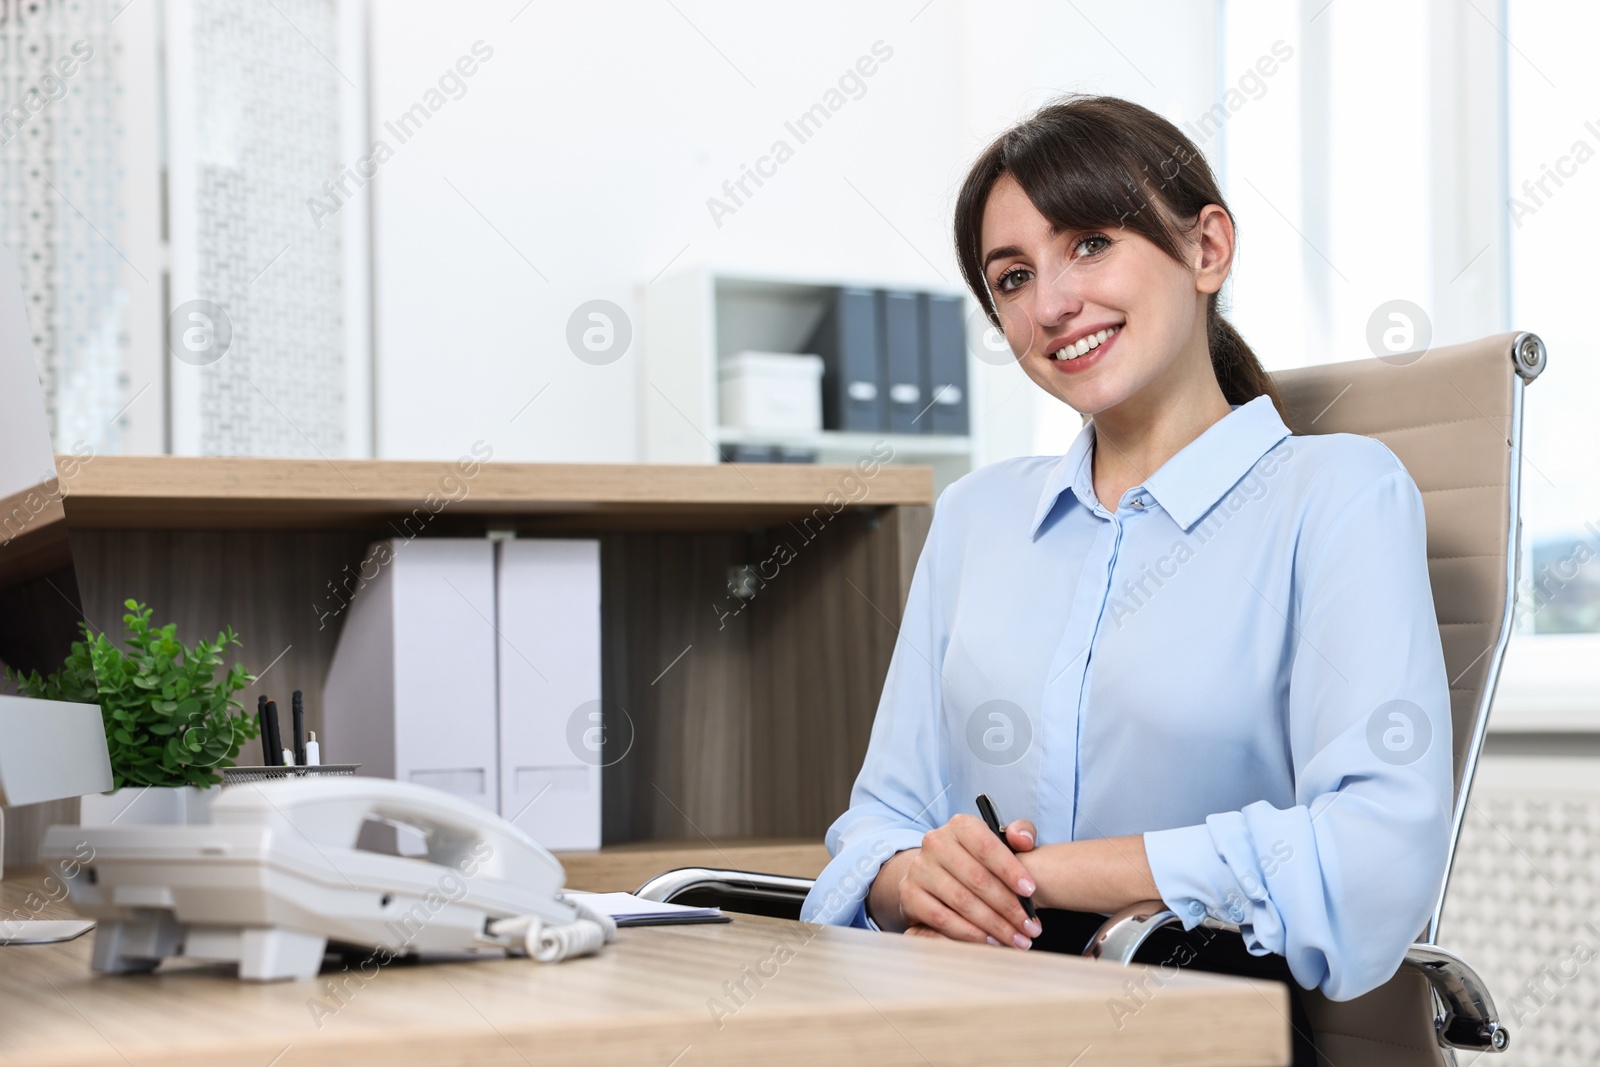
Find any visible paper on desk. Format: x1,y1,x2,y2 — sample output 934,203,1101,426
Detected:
564,890,727,926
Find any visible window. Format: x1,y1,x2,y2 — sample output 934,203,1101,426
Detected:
1219,0,1432,373
1215,1,1598,717
1505,0,1600,639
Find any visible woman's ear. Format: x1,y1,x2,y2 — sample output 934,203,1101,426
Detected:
1192,204,1234,296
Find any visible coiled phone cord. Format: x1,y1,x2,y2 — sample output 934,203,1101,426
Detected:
489,898,617,963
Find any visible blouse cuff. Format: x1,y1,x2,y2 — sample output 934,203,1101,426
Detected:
1143,820,1251,930
801,826,926,929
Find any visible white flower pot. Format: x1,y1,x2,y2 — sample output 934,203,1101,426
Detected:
79,785,221,827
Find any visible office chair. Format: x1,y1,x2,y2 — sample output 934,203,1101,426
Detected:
635,330,1547,1066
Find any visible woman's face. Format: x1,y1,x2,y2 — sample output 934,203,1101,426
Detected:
977,172,1229,418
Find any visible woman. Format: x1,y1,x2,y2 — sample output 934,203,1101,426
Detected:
799,95,1454,1055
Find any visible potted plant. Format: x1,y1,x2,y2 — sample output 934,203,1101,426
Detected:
5,599,258,825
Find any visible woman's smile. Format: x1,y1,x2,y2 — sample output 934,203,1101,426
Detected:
1045,323,1123,374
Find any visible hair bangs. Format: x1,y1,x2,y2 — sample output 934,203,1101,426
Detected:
1003,121,1184,260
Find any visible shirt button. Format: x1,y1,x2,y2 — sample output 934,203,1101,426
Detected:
1131,498,1145,509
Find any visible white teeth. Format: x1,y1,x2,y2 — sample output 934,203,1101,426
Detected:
1054,325,1120,360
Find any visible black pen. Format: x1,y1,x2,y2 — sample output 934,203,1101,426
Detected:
292,691,307,766
257,695,272,764
264,699,284,767
976,793,1038,924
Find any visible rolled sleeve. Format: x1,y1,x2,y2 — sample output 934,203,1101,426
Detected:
1144,465,1454,1000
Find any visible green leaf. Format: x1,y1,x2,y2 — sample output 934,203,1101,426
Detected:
23,599,257,788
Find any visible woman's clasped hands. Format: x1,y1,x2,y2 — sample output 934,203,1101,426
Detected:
867,813,1044,949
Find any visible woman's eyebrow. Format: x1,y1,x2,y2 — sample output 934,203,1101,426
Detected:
982,245,1025,270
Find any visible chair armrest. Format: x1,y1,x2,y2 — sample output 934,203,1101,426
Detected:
1401,943,1510,1053
1081,899,1238,964
632,867,814,914
1081,902,1510,1055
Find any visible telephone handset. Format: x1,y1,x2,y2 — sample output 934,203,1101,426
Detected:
209,776,573,921
42,776,616,980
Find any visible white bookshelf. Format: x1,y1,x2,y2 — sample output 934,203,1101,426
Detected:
642,268,998,493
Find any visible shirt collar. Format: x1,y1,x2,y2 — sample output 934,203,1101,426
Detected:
1028,394,1292,538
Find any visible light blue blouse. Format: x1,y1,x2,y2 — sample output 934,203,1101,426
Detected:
799,394,1455,1001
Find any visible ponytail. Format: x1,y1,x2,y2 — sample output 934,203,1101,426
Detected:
1207,296,1286,421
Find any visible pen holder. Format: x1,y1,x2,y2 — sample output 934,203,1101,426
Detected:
221,764,360,785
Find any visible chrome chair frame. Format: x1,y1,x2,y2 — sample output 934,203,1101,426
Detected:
634,867,815,911
1082,902,1510,1054
636,334,1548,1060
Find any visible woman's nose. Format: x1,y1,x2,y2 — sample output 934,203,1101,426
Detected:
1030,257,1082,328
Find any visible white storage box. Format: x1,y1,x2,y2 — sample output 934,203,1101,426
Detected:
718,351,824,433
496,538,602,852
323,539,500,813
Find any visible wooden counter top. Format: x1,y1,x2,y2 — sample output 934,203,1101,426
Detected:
55,455,933,531
0,870,1289,1066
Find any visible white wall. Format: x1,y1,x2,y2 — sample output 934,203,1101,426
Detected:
367,0,1221,463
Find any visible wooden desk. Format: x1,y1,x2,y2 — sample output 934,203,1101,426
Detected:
0,873,1289,1066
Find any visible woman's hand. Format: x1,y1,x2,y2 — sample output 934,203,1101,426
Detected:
867,815,1043,948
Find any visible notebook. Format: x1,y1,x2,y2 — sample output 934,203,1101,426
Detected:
564,890,729,927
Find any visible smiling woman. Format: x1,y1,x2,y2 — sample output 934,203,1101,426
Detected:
952,94,1283,447
800,94,1455,1067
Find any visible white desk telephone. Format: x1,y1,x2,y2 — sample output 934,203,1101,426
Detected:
39,776,615,980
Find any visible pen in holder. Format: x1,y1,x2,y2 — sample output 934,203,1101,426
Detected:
237,694,346,783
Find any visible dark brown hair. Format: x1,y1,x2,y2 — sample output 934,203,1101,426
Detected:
953,93,1285,420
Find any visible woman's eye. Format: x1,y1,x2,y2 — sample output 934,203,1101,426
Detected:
1076,233,1111,256
995,267,1033,293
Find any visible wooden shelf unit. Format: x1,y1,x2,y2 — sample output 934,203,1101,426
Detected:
2,455,933,866
56,454,933,530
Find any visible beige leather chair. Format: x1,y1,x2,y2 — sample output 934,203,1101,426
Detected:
638,330,1548,1066
1083,330,1545,1064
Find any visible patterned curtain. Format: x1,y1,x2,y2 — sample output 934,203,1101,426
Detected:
0,0,122,453
186,0,345,456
